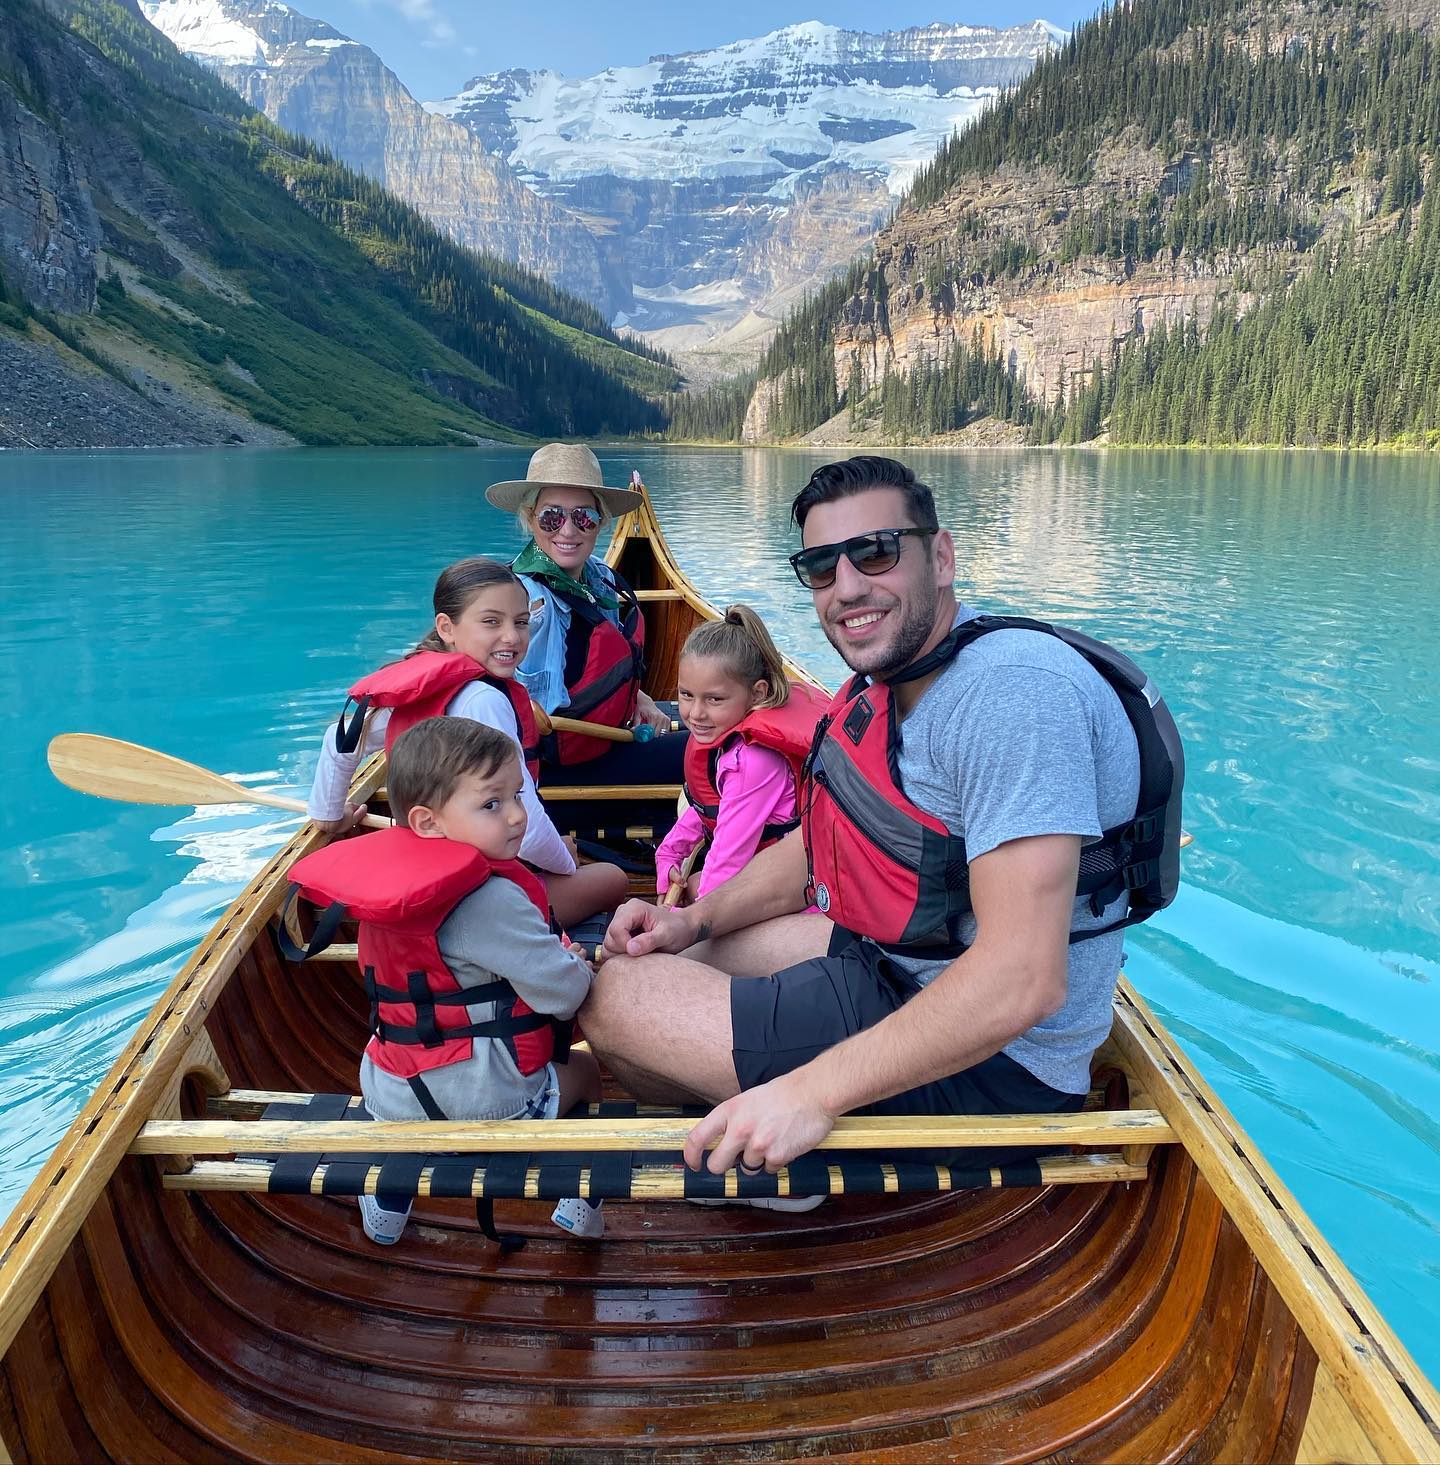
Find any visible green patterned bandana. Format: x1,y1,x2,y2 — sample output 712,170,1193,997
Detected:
513,540,619,612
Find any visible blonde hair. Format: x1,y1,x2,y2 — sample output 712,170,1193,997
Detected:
517,485,610,542
681,604,789,710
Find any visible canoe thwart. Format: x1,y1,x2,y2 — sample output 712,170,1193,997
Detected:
130,1105,1177,1157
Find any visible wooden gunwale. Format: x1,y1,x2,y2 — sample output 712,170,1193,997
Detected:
2,484,1438,1460
1112,987,1440,1461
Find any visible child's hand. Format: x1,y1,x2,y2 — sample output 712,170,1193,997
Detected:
662,864,701,907
315,803,368,838
561,932,597,972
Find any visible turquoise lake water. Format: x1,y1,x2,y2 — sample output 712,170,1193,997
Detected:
1,445,1436,1380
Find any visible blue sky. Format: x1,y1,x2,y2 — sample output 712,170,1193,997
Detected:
318,1,1100,99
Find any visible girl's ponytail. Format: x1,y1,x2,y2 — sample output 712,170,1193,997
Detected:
682,604,789,709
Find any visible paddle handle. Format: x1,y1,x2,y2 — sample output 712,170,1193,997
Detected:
531,700,674,744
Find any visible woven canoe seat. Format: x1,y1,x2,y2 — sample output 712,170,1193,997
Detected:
142,1093,1172,1198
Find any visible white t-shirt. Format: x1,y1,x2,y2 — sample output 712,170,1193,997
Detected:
306,679,575,875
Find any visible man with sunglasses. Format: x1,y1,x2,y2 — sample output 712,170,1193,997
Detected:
588,456,1142,1189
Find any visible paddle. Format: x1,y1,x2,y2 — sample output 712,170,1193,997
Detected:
47,733,389,828
530,701,678,745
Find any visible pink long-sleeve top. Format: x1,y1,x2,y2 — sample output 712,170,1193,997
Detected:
655,738,798,898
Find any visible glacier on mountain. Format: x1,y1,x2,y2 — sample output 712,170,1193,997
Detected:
433,20,1062,197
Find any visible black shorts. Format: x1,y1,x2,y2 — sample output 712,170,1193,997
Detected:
730,930,1084,1163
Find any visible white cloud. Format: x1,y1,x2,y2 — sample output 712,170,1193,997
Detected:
351,0,457,48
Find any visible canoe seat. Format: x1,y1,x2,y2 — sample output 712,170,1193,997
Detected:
135,1093,1176,1200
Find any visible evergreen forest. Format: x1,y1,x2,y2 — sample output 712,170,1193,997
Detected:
668,0,1440,449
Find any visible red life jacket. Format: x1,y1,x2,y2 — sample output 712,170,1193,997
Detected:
682,681,829,849
543,577,646,765
340,650,540,782
285,826,570,1079
802,616,1183,956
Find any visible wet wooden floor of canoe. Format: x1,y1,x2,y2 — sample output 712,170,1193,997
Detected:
0,925,1319,1462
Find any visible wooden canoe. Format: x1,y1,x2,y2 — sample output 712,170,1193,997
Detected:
2,487,1436,1463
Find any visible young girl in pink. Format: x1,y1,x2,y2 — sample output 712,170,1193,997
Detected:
657,605,827,902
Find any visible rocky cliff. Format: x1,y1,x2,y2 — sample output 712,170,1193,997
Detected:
739,0,1423,444
0,78,102,314
140,0,613,311
831,148,1279,413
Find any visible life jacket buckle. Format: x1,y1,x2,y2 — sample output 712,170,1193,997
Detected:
1127,814,1159,846
1123,860,1154,891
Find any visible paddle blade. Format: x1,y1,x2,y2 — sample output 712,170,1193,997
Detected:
47,733,308,816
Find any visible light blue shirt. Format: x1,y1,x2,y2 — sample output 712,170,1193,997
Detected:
515,556,624,714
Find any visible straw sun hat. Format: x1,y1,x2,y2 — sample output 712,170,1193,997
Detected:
484,444,642,517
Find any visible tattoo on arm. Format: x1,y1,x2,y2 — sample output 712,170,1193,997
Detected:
694,920,712,944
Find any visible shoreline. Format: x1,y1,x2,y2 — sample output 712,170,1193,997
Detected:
6,436,1439,456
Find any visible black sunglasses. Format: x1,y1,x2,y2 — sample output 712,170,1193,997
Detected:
788,528,934,590
537,504,603,535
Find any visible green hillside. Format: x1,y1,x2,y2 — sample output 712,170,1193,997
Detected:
0,0,676,445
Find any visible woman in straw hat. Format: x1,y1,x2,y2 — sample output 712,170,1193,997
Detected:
487,445,687,786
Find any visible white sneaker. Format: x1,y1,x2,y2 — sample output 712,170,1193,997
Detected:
358,1193,412,1244
551,1197,605,1239
687,1194,826,1213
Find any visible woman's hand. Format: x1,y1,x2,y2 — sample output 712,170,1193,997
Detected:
632,690,671,734
314,803,369,838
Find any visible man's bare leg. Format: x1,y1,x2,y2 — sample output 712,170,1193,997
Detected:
583,952,737,1102
685,911,833,976
581,914,834,1103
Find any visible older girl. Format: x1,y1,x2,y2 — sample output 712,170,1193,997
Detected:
308,556,628,927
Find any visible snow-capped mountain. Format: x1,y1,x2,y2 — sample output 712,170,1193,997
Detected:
433,20,1063,349
140,0,613,311
142,3,1062,352
437,21,1064,194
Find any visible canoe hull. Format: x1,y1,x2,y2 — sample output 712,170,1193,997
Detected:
2,485,1435,1462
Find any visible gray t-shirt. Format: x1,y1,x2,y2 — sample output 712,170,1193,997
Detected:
886,606,1140,1094
360,875,593,1121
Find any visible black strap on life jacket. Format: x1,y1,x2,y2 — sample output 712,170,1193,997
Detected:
275,889,348,963
405,1075,525,1253
362,968,558,1050
335,694,372,756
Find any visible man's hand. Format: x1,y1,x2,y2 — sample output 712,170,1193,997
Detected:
683,1072,838,1174
314,803,368,838
632,690,672,734
603,897,699,957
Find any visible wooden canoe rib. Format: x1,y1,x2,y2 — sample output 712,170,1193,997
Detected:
2,488,1436,1462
